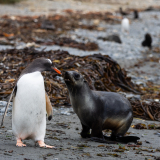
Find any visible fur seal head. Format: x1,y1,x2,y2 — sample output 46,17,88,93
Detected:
64,71,86,88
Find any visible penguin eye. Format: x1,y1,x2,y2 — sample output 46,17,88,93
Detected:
74,73,80,80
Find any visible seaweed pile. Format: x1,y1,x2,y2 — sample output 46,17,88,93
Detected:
0,48,160,121
0,47,139,99
0,12,121,50
130,99,160,121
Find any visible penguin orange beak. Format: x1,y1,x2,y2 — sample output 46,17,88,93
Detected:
52,67,61,75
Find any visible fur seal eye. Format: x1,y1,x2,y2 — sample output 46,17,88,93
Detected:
74,73,80,80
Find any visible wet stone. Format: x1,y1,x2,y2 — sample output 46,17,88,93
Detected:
0,101,12,113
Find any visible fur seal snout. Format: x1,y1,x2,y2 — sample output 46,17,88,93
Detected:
64,71,139,143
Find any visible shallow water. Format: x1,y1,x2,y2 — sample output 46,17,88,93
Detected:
1,11,160,61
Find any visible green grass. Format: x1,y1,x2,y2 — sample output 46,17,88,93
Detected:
0,0,21,4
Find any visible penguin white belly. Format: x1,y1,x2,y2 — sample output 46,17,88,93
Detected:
12,71,46,141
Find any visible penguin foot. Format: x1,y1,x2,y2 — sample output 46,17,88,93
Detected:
16,139,26,147
37,140,55,149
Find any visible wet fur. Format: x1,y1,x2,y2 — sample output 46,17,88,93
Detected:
65,71,139,143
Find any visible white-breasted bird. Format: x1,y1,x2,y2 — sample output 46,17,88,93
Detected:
1,58,61,148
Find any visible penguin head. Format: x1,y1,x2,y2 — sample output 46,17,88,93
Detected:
36,58,61,74
21,58,61,75
64,71,86,88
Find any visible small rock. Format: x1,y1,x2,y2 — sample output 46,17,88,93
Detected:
98,34,122,44
0,101,7,107
0,101,12,113
141,33,152,49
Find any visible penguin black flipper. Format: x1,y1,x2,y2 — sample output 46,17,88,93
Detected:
116,136,140,144
1,85,17,127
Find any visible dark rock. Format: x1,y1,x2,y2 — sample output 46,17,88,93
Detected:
134,10,139,19
119,7,129,16
141,33,152,49
98,34,122,44
144,6,160,12
41,20,55,30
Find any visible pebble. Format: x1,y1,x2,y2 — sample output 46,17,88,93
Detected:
53,107,74,116
0,101,7,107
0,101,12,113
7,130,12,133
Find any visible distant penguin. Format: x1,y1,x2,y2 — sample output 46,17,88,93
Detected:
142,33,152,49
1,58,61,148
134,10,139,19
121,18,130,33
119,7,129,16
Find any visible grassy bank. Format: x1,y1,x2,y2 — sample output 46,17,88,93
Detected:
0,0,21,4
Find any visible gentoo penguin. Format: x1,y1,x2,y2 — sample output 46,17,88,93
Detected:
1,58,61,148
121,18,130,33
142,33,152,49
64,71,139,144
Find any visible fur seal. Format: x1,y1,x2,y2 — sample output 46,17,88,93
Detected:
64,71,139,143
1,58,61,148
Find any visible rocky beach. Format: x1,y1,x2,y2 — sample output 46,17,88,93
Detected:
0,0,160,160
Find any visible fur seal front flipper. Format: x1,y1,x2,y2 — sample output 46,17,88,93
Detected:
103,135,140,144
64,71,140,144
81,122,117,144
